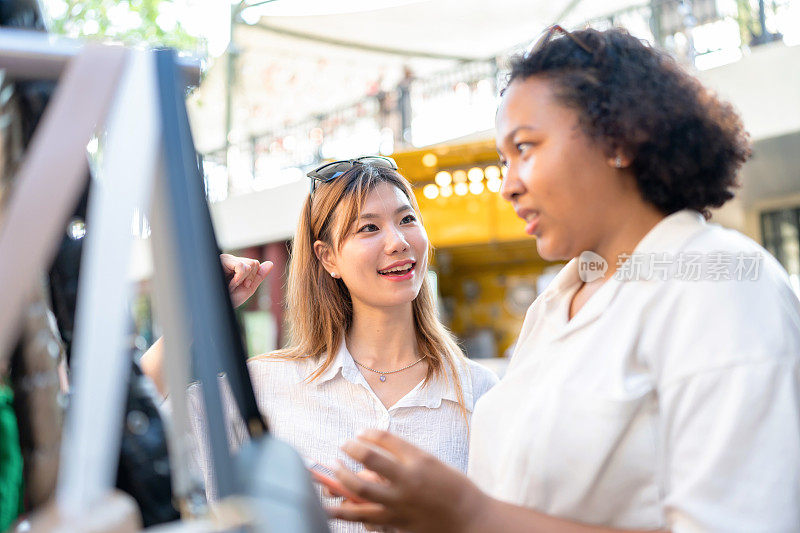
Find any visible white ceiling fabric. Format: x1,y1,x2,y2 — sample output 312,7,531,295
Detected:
189,0,645,152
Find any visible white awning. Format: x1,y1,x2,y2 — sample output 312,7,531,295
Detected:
188,0,645,152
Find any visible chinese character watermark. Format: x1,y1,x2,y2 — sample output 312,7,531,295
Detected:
576,251,763,282
612,251,762,281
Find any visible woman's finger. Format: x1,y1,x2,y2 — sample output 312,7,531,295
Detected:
357,469,384,484
247,261,273,290
248,259,261,290
364,523,392,532
230,261,247,287
243,260,258,288
220,254,236,277
335,460,398,504
341,439,403,483
357,430,421,461
326,501,393,525
258,261,274,280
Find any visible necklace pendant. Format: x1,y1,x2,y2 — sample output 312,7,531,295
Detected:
379,375,386,382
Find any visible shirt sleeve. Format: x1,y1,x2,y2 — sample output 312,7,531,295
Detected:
659,358,800,532
647,254,800,532
471,362,500,403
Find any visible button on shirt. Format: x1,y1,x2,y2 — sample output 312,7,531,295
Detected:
468,210,800,532
188,341,498,533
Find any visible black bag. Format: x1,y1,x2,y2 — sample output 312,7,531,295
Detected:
115,359,181,527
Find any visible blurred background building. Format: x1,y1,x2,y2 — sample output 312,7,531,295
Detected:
44,0,800,371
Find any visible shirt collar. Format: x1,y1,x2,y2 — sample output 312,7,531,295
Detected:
536,209,708,333
542,210,707,289
542,209,708,297
630,209,707,257
394,361,475,411
542,259,581,302
301,340,359,386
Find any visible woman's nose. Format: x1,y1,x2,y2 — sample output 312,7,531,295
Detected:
385,226,410,253
500,164,525,202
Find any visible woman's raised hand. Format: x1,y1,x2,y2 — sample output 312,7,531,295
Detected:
328,430,488,533
220,253,273,308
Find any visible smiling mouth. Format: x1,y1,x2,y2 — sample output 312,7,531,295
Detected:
378,262,415,276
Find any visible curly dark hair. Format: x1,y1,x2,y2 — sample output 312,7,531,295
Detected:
504,27,752,217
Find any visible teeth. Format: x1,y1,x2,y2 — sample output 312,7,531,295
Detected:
380,263,413,274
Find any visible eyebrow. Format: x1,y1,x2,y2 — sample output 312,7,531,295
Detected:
495,126,539,160
358,204,414,219
498,126,539,150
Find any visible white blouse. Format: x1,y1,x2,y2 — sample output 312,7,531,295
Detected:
468,210,800,532
188,341,498,532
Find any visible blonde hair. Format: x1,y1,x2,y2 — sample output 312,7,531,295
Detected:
272,164,470,418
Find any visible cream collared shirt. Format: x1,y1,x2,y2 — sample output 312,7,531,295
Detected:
188,341,498,532
468,210,800,532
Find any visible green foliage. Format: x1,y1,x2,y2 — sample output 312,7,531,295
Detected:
735,0,759,43
46,0,204,53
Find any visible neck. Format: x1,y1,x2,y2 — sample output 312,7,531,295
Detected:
346,300,418,369
592,200,666,283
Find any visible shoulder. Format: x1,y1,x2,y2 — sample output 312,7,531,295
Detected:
686,220,779,260
641,224,800,381
661,222,797,319
246,351,317,387
460,357,500,402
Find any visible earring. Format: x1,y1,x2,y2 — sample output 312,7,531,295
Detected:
614,156,623,168
330,272,337,278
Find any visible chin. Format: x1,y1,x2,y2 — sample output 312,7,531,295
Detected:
364,289,419,309
535,238,557,262
392,289,421,306
535,236,572,262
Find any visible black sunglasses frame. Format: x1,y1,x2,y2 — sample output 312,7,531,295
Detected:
306,156,398,196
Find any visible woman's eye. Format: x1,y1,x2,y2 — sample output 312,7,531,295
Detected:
401,214,417,224
515,142,535,154
499,159,509,168
358,223,379,233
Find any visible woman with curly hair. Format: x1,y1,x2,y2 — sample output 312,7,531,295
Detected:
329,27,800,532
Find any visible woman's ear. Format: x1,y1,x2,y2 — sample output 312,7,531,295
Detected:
313,240,339,278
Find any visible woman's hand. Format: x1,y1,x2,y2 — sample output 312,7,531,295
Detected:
329,431,669,533
220,253,273,308
355,470,393,532
327,430,489,533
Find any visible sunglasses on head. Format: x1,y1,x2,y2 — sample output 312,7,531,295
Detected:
306,156,398,196
529,24,594,57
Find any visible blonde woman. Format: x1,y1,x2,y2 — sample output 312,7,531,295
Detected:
141,156,498,531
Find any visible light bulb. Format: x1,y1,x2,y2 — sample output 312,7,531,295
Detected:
468,167,484,182
435,171,452,187
484,165,501,180
423,184,439,199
